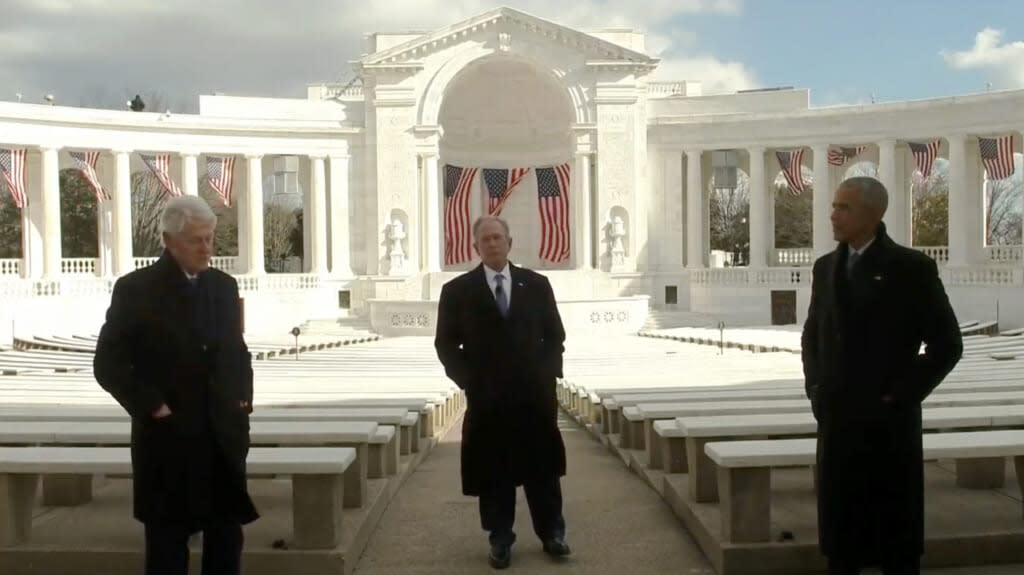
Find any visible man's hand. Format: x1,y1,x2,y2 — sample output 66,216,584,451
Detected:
240,400,252,414
153,404,172,419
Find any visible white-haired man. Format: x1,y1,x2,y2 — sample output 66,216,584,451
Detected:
95,195,257,575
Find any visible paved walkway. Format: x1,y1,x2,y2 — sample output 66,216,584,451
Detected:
351,407,1024,575
352,412,715,575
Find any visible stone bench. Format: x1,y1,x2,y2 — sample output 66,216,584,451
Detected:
0,406,423,455
703,430,1024,543
623,390,1024,453
0,420,382,510
0,446,356,549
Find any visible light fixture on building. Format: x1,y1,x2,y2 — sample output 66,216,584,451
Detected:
711,150,738,192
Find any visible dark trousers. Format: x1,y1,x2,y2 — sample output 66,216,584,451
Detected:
144,520,243,575
828,556,920,575
478,477,565,546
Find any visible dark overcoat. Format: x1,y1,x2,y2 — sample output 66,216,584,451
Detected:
94,252,259,529
801,223,962,566
434,263,567,496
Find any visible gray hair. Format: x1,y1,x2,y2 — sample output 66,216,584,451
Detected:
472,215,511,241
841,176,888,217
160,196,217,238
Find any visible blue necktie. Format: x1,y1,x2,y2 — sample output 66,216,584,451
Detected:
494,274,509,318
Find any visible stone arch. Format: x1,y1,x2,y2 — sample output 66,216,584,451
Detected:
419,44,591,128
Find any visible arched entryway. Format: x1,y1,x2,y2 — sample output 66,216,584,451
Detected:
437,56,574,269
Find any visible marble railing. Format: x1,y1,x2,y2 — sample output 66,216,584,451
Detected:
691,268,811,286
918,246,949,264
772,248,813,267
0,273,320,299
236,274,320,292
0,259,20,276
132,256,238,272
984,245,1023,263
61,258,97,275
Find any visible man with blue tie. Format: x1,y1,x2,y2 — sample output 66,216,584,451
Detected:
435,215,570,569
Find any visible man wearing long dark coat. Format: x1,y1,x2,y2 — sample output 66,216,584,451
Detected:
802,177,963,575
95,196,258,575
435,215,570,570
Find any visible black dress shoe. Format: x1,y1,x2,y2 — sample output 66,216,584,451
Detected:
542,537,571,558
489,542,511,569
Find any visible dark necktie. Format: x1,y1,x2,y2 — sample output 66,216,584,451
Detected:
847,251,860,277
494,273,509,318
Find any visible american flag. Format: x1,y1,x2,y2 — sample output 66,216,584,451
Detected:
907,140,941,180
139,153,182,197
979,135,1016,180
536,164,571,263
68,151,108,202
776,149,806,195
827,146,866,166
443,165,477,266
0,148,27,208
483,167,530,216
206,156,235,206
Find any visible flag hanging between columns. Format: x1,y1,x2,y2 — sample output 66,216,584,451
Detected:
979,135,1016,180
206,156,235,206
775,149,806,195
827,146,866,166
536,163,571,263
907,140,942,180
139,153,182,197
69,151,108,202
483,167,530,216
443,164,477,266
0,148,27,208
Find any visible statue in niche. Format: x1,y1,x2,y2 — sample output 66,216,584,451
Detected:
610,215,627,267
388,219,406,273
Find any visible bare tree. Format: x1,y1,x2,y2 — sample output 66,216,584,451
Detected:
263,203,299,273
984,154,1023,246
709,171,750,263
774,167,814,249
132,172,170,257
0,180,21,258
912,159,950,247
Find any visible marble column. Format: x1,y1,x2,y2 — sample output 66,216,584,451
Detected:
662,149,684,269
420,151,441,273
181,153,199,197
110,150,134,275
947,134,969,267
575,152,593,269
685,149,704,269
244,155,265,275
40,147,62,278
812,145,833,259
877,139,908,245
329,153,354,277
309,155,328,275
747,146,768,268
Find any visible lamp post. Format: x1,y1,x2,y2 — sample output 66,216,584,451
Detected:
290,326,301,360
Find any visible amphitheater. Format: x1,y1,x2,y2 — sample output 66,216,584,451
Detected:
2,7,1024,575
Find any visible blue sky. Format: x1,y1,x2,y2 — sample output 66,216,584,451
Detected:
665,0,1024,105
1,0,1022,111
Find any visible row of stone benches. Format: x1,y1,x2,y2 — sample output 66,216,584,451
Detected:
0,398,465,550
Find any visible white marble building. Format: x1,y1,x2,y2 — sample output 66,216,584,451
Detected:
1,6,1023,339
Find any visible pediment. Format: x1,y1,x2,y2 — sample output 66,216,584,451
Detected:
359,6,657,70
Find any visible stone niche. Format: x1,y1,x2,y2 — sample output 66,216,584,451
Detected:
381,208,410,276
600,205,630,272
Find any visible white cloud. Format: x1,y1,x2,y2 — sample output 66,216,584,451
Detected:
941,28,1024,86
0,0,754,109
652,55,758,93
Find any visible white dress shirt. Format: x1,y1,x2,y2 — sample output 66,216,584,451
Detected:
483,262,511,307
847,236,875,259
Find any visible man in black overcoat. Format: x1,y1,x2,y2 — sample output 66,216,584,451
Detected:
94,196,258,575
802,177,963,575
435,215,570,569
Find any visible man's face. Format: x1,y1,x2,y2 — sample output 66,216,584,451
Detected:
831,185,877,244
164,218,215,275
473,220,512,269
